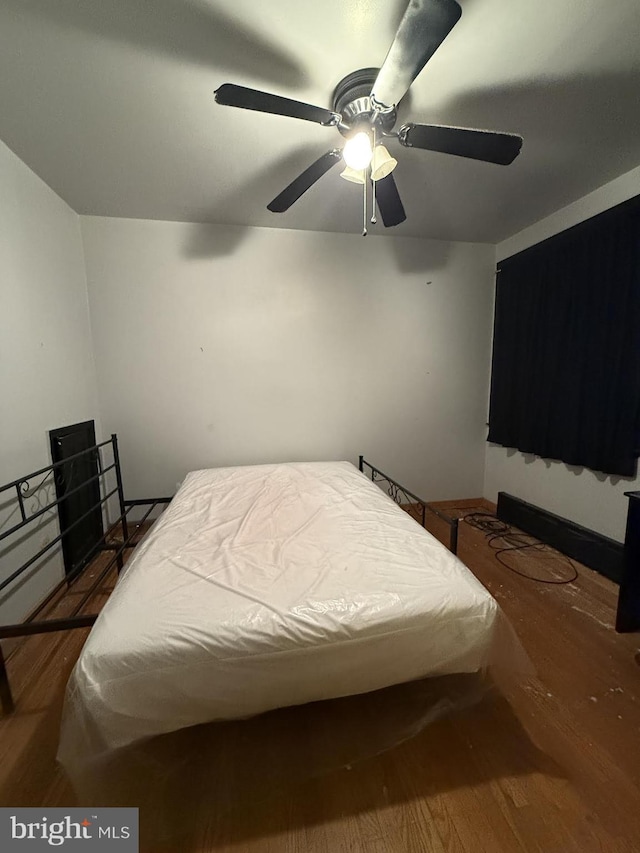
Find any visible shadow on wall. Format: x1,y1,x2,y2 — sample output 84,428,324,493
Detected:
183,222,247,259
390,233,452,273
183,211,453,273
7,0,306,87
504,447,633,488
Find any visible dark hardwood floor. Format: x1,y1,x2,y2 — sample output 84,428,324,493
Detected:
1,500,639,852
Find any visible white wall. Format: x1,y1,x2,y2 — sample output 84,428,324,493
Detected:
82,216,496,504
0,140,99,626
484,163,640,542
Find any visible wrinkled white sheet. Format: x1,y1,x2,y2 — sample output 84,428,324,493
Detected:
61,462,499,753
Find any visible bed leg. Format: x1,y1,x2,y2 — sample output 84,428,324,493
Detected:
0,645,15,715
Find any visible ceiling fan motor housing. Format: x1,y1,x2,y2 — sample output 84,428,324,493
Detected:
332,68,397,137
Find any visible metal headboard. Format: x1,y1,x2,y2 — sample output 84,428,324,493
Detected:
0,434,171,713
358,456,459,555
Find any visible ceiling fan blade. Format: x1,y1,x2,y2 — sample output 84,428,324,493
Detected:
399,123,523,164
375,173,406,227
371,0,461,109
215,84,340,126
267,150,342,212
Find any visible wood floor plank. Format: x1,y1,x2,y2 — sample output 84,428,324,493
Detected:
1,502,639,851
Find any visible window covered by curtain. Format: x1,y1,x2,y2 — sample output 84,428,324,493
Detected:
488,197,640,477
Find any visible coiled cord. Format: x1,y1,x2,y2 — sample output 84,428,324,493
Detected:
463,511,579,585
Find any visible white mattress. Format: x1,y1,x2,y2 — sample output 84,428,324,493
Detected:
64,461,499,752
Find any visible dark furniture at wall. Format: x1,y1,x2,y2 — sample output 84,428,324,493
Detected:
616,491,640,633
49,420,104,577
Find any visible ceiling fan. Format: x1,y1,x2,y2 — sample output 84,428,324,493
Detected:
215,0,522,230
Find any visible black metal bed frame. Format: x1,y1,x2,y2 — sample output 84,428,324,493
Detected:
0,434,170,715
358,457,459,555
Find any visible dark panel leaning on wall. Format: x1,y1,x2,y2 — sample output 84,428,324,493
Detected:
496,492,624,584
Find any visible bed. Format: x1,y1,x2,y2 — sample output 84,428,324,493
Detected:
59,460,505,759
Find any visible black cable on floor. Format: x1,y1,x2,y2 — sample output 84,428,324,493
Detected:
463,511,579,585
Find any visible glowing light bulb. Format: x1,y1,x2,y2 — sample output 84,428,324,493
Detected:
343,132,373,170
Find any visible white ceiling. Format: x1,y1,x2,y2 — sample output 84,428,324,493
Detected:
1,0,639,243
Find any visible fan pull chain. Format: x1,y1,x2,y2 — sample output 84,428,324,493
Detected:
362,168,367,236
371,127,377,225
371,175,377,225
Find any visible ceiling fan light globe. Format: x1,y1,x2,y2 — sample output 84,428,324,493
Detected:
343,131,373,170
371,145,398,181
340,166,367,184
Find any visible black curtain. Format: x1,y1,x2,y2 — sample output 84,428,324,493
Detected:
488,196,640,477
